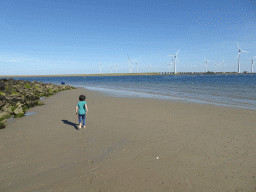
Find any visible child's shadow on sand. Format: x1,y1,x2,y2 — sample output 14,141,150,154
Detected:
62,120,79,130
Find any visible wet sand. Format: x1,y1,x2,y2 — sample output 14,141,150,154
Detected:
0,87,256,191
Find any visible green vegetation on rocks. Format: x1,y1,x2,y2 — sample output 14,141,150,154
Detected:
14,113,24,118
0,78,75,129
25,83,31,89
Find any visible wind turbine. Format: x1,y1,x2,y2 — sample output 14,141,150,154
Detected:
100,64,101,73
127,54,131,73
236,43,249,73
116,65,117,73
192,64,197,74
136,63,138,73
111,66,112,73
221,60,225,73
204,59,210,73
215,62,218,73
248,56,256,73
168,57,173,73
169,49,180,74
148,64,151,73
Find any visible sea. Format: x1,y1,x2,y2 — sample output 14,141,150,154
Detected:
11,74,256,110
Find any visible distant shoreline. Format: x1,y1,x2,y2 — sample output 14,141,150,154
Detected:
0,72,251,78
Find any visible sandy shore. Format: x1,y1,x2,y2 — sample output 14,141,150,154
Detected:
0,87,255,191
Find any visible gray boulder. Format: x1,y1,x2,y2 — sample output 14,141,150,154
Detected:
14,106,24,115
0,112,9,118
0,100,6,108
0,82,5,91
3,104,12,113
0,123,6,129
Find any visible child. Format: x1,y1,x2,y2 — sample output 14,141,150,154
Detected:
75,94,88,129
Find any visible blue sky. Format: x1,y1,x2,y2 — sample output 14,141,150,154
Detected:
0,0,255,75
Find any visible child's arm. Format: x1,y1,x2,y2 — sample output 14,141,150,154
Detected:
85,104,88,114
75,106,78,114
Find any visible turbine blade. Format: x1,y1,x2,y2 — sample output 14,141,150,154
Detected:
176,49,180,55
176,57,179,63
235,53,240,59
237,42,240,49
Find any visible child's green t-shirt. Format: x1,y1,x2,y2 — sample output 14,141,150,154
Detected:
77,101,87,114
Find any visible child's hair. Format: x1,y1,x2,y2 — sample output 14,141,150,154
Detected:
79,95,86,101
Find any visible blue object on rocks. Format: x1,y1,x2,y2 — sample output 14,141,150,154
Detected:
61,82,65,85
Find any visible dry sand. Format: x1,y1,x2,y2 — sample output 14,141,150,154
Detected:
0,87,256,192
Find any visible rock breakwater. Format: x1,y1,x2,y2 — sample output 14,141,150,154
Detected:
0,78,75,129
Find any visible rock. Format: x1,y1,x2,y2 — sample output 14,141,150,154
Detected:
0,100,6,108
0,82,5,90
25,94,39,101
0,78,73,129
0,92,6,96
14,106,24,115
16,101,22,107
0,122,6,129
26,101,35,108
0,118,7,123
60,85,67,89
11,96,23,104
35,101,44,106
0,112,9,118
3,105,12,113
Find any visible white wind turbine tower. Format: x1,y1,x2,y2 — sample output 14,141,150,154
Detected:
192,64,197,74
236,43,249,73
136,63,138,73
204,59,210,73
127,54,131,73
248,56,256,73
221,60,225,73
169,50,179,74
148,64,151,73
169,57,173,73
215,62,218,73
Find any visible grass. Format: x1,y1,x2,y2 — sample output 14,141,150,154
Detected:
34,101,44,106
11,106,15,112
32,85,40,89
0,117,5,121
25,83,31,89
11,92,18,95
14,113,24,118
22,105,29,113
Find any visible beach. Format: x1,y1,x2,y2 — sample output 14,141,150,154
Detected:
1,87,256,191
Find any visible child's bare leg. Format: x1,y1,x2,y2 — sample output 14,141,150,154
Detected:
79,123,82,129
